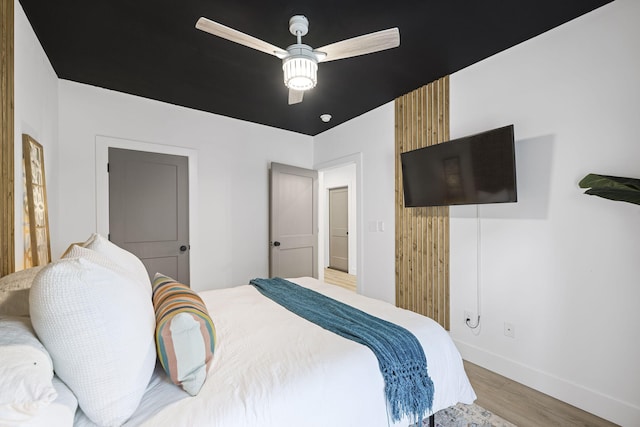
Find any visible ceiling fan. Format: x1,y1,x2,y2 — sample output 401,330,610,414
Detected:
195,15,400,105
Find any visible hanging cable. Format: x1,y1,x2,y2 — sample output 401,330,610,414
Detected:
466,205,481,330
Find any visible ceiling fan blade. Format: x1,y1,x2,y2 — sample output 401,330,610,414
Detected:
196,17,286,58
288,89,304,105
315,28,400,63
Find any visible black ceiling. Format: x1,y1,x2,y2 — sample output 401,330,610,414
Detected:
19,0,612,136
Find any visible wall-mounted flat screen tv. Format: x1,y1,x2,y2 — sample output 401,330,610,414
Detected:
401,124,517,207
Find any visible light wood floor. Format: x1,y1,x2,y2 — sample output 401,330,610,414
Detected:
464,361,619,427
323,267,357,292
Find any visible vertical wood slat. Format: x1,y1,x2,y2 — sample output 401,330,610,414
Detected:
0,0,15,277
395,77,450,330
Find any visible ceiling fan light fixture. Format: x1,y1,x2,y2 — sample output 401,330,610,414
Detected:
282,45,318,91
196,15,400,104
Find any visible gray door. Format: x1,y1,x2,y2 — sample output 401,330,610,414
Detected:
269,162,318,278
329,187,348,272
109,148,190,284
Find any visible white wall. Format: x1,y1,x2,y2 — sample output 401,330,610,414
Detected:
13,2,59,270
314,104,396,303
57,81,313,291
448,0,640,425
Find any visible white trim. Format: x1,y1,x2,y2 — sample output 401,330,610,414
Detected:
95,135,199,284
314,152,363,294
455,339,640,426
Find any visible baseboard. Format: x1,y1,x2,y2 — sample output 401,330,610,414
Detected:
454,339,639,426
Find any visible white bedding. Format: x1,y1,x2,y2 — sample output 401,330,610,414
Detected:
24,377,78,427
76,277,475,427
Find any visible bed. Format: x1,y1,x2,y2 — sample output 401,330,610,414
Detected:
0,234,475,427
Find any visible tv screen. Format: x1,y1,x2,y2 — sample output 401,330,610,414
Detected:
401,125,517,207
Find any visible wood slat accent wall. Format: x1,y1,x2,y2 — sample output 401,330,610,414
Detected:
395,76,450,330
0,0,15,277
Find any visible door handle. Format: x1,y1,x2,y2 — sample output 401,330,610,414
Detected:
272,241,281,247
179,245,188,252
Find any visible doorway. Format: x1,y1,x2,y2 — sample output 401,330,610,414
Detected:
328,186,348,272
95,136,198,288
318,161,358,292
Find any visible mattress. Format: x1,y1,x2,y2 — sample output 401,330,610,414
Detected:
75,277,475,426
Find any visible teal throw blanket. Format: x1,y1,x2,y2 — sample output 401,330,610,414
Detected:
250,277,434,423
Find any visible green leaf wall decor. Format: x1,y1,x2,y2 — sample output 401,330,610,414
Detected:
579,174,640,206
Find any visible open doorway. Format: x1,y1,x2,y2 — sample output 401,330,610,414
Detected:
328,186,348,272
318,162,357,292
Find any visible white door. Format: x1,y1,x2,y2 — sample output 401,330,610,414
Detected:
109,148,190,284
329,187,348,272
269,162,318,278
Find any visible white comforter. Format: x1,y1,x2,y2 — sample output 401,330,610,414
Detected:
78,277,476,427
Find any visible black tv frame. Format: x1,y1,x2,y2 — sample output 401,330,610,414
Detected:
401,125,517,207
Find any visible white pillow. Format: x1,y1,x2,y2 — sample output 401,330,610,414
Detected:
0,316,58,424
29,256,156,426
63,245,151,295
0,267,45,316
82,233,151,292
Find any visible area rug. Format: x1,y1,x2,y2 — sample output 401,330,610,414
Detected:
413,403,517,427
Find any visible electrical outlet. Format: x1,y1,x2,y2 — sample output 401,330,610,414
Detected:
464,311,474,324
504,322,515,338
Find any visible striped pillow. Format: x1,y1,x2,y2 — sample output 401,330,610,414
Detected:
152,273,216,396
